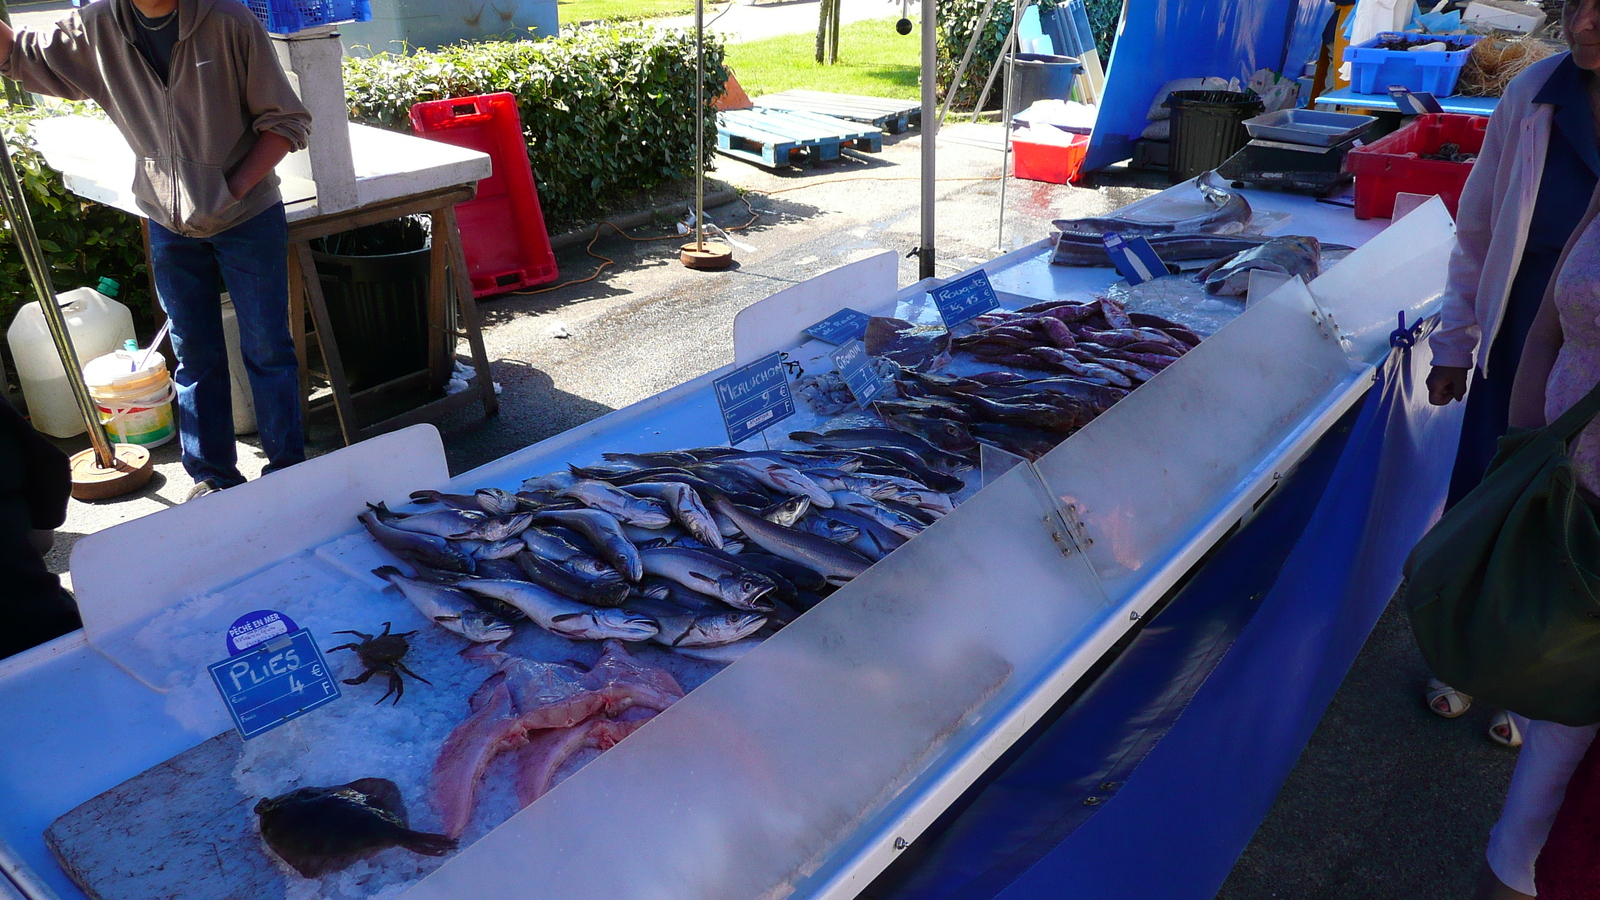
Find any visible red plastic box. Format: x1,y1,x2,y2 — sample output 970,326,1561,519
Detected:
411,93,559,296
1344,113,1488,220
1012,129,1090,184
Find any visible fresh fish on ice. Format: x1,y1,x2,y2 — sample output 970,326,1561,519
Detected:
1052,171,1253,238
1197,235,1322,296
622,481,723,548
372,566,514,643
457,578,659,641
639,547,777,611
710,496,872,584
533,508,644,582
558,480,674,528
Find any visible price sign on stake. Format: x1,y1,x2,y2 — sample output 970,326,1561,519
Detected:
713,351,795,446
830,340,885,405
208,625,340,740
803,308,873,345
929,269,1000,326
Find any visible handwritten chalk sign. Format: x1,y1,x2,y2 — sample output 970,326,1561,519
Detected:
929,269,1000,326
713,351,795,445
803,308,873,345
830,340,885,405
208,627,340,740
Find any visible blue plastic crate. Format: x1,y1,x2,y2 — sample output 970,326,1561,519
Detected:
245,0,370,34
1342,32,1482,97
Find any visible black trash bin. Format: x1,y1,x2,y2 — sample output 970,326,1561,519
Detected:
310,216,435,393
1008,53,1085,112
1163,90,1263,183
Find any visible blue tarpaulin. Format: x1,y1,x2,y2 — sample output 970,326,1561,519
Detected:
1085,0,1337,169
869,324,1465,900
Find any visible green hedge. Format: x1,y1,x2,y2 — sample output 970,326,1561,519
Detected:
345,24,727,230
0,101,150,330
937,0,1120,112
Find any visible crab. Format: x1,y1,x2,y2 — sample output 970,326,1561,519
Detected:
329,622,431,705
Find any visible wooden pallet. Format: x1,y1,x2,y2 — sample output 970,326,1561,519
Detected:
716,108,884,168
751,90,922,134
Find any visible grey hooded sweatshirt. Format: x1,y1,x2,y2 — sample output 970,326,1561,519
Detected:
2,0,312,238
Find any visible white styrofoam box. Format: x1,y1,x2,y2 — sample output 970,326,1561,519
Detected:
1463,0,1544,32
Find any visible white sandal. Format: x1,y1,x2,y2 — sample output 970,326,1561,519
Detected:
1489,710,1523,748
1426,678,1472,718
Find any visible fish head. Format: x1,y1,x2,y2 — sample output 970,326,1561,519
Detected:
591,609,662,642
721,571,777,611
458,610,515,643
677,612,768,646
475,488,521,516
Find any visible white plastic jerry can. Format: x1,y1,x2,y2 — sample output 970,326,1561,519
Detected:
6,277,135,438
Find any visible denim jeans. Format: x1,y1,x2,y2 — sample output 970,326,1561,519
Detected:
149,204,303,488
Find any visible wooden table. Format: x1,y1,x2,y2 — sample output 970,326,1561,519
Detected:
286,183,498,445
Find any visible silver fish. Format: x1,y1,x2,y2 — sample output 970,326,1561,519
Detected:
457,578,659,641
760,495,812,527
628,596,766,648
521,471,578,493
819,507,905,561
708,458,834,509
360,511,476,573
675,636,766,663
533,509,643,582
797,514,862,544
710,497,872,585
639,547,776,612
622,482,723,549
455,538,525,561
373,566,513,643
377,505,489,539
1053,171,1252,238
455,512,536,543
829,491,926,539
558,480,673,529
475,488,522,516
1197,235,1322,297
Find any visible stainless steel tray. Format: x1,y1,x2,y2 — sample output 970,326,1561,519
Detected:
1243,109,1376,147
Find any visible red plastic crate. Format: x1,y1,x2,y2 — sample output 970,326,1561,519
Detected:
1344,113,1488,220
1012,130,1089,184
411,93,559,296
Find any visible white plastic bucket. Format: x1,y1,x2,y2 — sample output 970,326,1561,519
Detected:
83,349,177,448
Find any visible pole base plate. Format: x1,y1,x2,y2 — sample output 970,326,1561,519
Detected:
70,444,154,501
680,241,734,270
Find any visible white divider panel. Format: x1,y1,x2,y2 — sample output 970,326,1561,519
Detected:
71,424,450,690
1033,278,1356,600
406,462,1111,900
732,251,899,365
1310,196,1456,363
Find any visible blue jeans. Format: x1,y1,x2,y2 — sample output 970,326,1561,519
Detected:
149,205,303,489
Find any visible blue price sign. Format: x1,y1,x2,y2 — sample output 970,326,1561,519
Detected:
929,269,1000,326
830,340,885,406
713,351,795,446
207,628,340,740
803,308,873,345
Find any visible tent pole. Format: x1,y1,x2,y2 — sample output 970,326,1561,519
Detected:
937,0,999,126
919,0,936,280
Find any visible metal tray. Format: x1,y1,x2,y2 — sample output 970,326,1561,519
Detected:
1243,109,1377,147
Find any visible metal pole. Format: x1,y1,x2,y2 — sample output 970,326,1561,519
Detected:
937,0,999,126
695,0,705,253
997,45,1015,251
919,0,936,280
971,0,1026,123
0,118,117,467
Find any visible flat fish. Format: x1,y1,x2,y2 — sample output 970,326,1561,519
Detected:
256,778,456,878
1052,172,1253,238
1197,235,1322,297
863,316,952,373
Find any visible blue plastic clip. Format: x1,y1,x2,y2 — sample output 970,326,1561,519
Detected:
1389,311,1419,348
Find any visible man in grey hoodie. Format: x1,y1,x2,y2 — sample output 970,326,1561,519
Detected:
0,0,313,499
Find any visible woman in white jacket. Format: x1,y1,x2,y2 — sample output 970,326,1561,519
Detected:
1423,17,1600,748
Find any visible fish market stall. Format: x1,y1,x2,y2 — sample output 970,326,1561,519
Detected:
0,182,1458,900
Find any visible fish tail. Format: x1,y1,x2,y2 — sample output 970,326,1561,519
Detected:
372,565,401,580
399,828,459,856
410,490,442,504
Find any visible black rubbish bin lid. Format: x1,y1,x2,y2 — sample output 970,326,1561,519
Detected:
1164,90,1262,111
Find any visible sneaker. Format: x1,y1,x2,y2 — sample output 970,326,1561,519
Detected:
185,480,221,502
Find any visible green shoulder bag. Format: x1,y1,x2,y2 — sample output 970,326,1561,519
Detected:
1404,379,1600,726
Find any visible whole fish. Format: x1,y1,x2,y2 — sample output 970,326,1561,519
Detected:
875,407,980,456
821,507,906,560
791,428,975,474
1128,313,1203,347
829,491,926,539
960,393,1094,433
622,482,723,548
628,595,768,648
799,512,864,544
864,316,952,372
734,551,832,594
474,488,522,516
514,550,631,608
759,495,812,527
371,503,489,539
256,778,456,878
602,450,702,468
850,450,968,494
457,579,659,642
676,636,766,664
373,566,514,643
639,547,777,611
701,458,833,508
874,396,977,423
710,496,872,585
533,509,643,582
1051,232,1282,268
409,490,491,512
360,511,475,573
520,471,578,493
558,480,673,528
1197,235,1322,297
608,470,770,510
1053,171,1252,238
